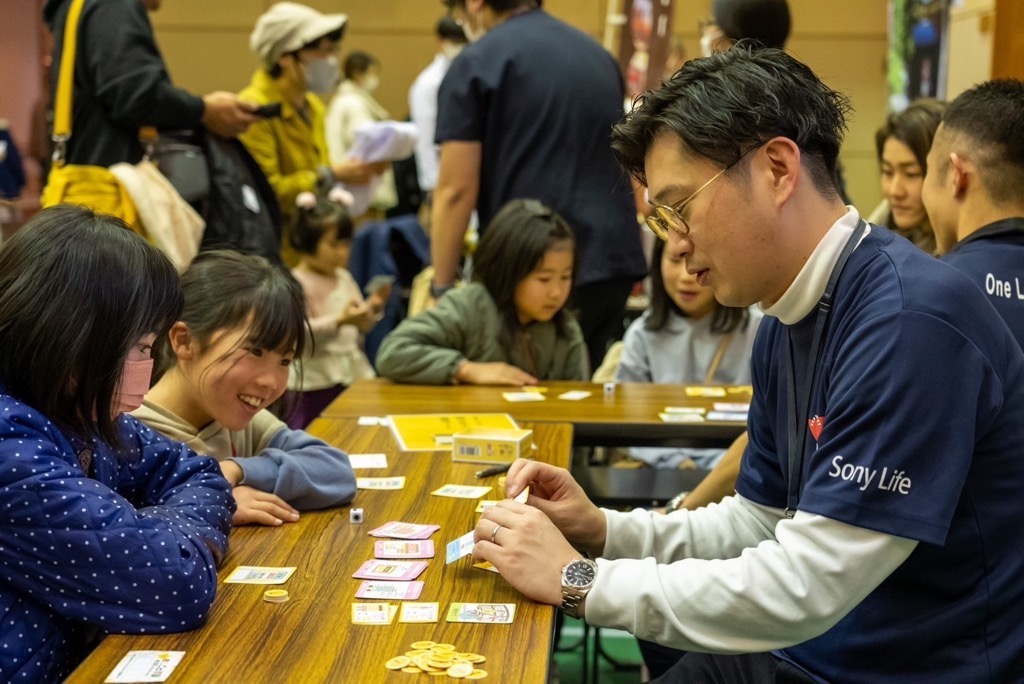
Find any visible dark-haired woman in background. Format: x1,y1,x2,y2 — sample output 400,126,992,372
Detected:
0,205,234,682
873,98,947,254
376,198,586,385
616,239,762,469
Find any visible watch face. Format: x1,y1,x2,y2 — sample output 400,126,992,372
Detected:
565,560,596,588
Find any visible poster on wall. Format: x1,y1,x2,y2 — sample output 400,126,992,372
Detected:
617,0,676,105
887,0,950,111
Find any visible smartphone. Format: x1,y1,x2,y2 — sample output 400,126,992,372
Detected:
364,274,395,297
254,102,282,119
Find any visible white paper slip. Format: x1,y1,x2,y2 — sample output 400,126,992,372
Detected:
224,566,295,584
432,484,492,499
663,406,706,414
105,651,185,683
558,390,592,401
355,580,425,601
399,602,440,623
706,411,748,422
659,412,706,423
357,477,406,490
349,453,388,469
713,402,750,412
502,391,546,402
357,416,385,426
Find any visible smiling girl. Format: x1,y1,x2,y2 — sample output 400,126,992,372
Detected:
616,239,762,468
376,199,586,385
134,250,356,526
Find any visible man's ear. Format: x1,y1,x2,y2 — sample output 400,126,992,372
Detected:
167,322,195,361
761,136,802,206
948,152,969,200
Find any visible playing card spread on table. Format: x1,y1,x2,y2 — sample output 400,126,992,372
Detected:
446,602,516,624
352,560,428,581
374,540,435,559
368,521,441,540
223,566,295,584
399,602,440,623
351,602,398,625
432,484,492,499
445,531,476,564
354,581,424,601
357,476,406,490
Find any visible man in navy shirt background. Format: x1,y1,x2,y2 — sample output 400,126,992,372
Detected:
469,47,1024,682
924,79,1024,350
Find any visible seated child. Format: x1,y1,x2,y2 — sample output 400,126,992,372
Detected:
616,239,763,468
135,250,356,526
376,199,586,385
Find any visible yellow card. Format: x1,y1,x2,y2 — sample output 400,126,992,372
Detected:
351,602,397,625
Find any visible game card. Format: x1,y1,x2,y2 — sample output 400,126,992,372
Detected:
445,602,516,624
445,531,476,564
105,651,185,683
706,411,747,422
348,453,388,469
558,390,592,401
355,580,425,601
663,406,706,414
713,402,750,412
432,484,492,499
357,476,406,490
473,561,500,574
399,602,440,624
352,560,429,581
351,602,398,625
684,386,727,397
513,485,530,504
223,566,295,584
374,540,435,559
659,412,706,423
368,521,441,540
475,500,500,514
502,391,546,402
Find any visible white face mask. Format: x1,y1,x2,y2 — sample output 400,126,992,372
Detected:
303,55,339,94
362,75,380,93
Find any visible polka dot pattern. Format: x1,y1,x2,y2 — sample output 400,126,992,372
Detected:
0,396,234,681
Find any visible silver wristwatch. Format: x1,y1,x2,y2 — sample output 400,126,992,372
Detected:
560,558,598,619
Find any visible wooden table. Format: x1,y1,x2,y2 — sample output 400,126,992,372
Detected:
69,419,572,684
321,379,750,447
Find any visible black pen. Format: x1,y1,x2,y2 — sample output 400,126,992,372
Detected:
475,462,513,478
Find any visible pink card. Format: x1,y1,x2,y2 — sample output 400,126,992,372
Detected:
354,580,425,601
374,540,436,559
368,521,441,540
352,559,429,581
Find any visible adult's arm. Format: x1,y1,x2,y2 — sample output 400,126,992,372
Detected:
429,141,481,288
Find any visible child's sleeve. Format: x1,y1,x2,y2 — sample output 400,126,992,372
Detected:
375,294,470,384
615,321,653,382
231,412,356,510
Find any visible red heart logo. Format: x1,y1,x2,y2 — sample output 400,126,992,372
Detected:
808,415,825,441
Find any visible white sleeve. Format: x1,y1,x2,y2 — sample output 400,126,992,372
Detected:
586,495,917,653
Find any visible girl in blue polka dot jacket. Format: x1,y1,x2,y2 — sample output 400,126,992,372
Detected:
0,206,235,682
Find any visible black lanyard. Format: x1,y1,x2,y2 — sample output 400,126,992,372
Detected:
782,220,867,517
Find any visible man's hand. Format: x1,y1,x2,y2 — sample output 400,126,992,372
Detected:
454,361,538,386
472,501,581,606
331,159,389,185
201,92,260,138
505,459,607,557
231,486,300,526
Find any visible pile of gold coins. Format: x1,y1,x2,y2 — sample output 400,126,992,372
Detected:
385,640,487,679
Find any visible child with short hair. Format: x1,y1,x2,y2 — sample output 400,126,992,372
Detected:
616,239,763,468
376,199,586,385
134,250,356,526
0,206,233,681
286,190,388,428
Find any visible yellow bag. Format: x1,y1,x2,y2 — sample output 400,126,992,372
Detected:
41,0,142,234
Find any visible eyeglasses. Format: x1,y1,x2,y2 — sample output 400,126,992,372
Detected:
645,143,762,241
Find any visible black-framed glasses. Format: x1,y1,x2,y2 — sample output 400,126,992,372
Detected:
646,142,763,241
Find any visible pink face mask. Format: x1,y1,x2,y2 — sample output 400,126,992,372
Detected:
114,358,154,414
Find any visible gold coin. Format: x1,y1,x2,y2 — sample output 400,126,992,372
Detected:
406,650,430,657
401,667,421,674
461,653,486,664
432,643,456,652
427,659,454,669
427,672,448,677
412,656,438,672
465,670,488,680
411,640,437,650
262,589,289,603
385,656,411,670
447,662,474,678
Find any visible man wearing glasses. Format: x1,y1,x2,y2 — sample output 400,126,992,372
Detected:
472,47,1024,682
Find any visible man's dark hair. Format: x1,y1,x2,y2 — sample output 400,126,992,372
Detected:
437,16,468,43
611,46,851,199
941,79,1024,205
344,51,378,81
0,205,182,445
713,0,791,49
442,0,541,11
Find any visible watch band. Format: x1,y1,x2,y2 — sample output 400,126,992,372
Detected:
561,587,585,619
429,282,455,299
